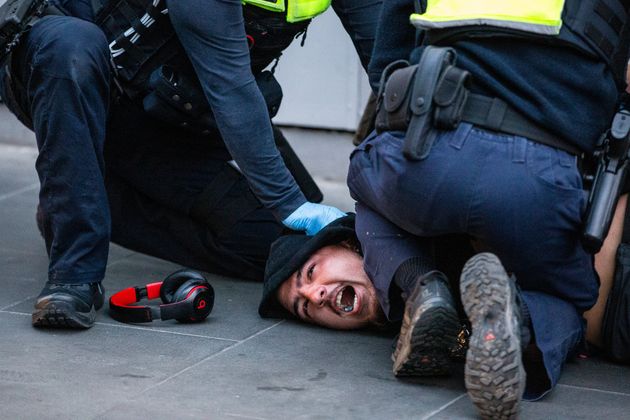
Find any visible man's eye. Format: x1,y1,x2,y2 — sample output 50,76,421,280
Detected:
307,264,314,279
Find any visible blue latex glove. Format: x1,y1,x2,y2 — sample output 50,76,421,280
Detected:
282,202,347,236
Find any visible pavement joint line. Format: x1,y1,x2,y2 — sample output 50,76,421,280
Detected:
0,246,45,256
137,320,285,395
0,309,29,316
0,182,38,202
0,294,37,311
94,320,286,419
419,393,467,420
0,309,242,343
557,383,630,397
0,308,241,343
93,321,239,342
224,412,270,420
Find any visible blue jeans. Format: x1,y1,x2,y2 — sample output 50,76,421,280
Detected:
347,125,599,398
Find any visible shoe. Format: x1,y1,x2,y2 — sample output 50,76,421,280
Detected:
32,282,105,329
460,253,526,420
392,271,460,377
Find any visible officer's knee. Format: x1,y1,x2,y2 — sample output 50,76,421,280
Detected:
31,17,110,83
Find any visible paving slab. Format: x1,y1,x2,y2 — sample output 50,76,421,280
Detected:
0,312,232,420
561,356,630,394
97,321,468,420
0,144,38,196
0,248,48,309
0,105,35,147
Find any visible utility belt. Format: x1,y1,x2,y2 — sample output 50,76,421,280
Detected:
375,46,581,160
142,64,283,133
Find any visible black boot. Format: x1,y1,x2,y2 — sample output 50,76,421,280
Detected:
392,271,460,377
460,253,526,420
32,282,105,329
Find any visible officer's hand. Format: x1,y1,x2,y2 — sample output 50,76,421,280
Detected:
282,202,346,236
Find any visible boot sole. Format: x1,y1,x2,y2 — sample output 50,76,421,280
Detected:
32,301,96,329
392,296,460,377
460,253,525,420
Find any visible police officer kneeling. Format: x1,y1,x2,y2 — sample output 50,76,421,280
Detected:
0,0,355,329
347,0,630,418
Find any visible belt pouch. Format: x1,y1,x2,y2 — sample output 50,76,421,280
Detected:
433,65,471,129
403,46,457,160
375,59,410,132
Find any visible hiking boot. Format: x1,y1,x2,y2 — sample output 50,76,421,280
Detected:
460,253,526,420
32,282,105,329
392,271,460,377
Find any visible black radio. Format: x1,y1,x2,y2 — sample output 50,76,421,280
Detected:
0,0,48,61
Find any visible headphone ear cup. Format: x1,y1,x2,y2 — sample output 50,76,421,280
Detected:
176,283,215,323
160,269,207,303
171,280,198,304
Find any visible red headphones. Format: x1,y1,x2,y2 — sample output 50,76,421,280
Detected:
109,269,214,323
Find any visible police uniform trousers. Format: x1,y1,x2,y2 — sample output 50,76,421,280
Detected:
0,15,283,284
347,124,600,400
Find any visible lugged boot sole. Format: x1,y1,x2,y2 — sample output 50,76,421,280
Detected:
460,253,525,420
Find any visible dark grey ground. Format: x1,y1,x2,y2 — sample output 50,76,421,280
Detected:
1,104,629,419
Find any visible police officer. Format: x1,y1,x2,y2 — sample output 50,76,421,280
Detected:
346,0,629,418
0,0,380,330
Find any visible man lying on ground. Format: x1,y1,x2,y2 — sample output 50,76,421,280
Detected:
259,214,630,415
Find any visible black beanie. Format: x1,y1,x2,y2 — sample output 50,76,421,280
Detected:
258,214,357,318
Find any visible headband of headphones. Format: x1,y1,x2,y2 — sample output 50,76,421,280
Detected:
109,270,214,324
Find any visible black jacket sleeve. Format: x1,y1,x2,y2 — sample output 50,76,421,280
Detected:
367,0,417,93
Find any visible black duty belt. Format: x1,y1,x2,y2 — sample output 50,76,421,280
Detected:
375,46,583,159
461,94,582,156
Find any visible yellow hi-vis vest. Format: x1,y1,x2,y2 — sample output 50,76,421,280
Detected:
243,0,332,22
411,0,565,36
408,0,630,86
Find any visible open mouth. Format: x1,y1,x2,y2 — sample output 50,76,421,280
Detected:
335,286,357,313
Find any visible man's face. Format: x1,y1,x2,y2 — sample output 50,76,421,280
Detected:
276,244,382,330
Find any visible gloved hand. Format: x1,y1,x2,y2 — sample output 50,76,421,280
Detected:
282,202,346,236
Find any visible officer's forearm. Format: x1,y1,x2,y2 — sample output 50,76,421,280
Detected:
167,0,306,220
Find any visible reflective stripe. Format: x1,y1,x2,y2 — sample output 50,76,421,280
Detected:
286,0,331,22
242,0,331,22
411,0,565,36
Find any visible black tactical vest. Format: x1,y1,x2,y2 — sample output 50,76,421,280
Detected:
419,0,630,87
94,0,310,97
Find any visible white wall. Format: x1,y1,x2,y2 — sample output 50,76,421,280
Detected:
272,8,371,131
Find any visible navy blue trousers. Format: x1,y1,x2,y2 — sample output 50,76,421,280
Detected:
0,15,284,283
0,0,379,285
347,125,600,399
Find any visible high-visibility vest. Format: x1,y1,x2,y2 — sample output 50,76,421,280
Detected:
410,0,630,85
244,0,332,22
